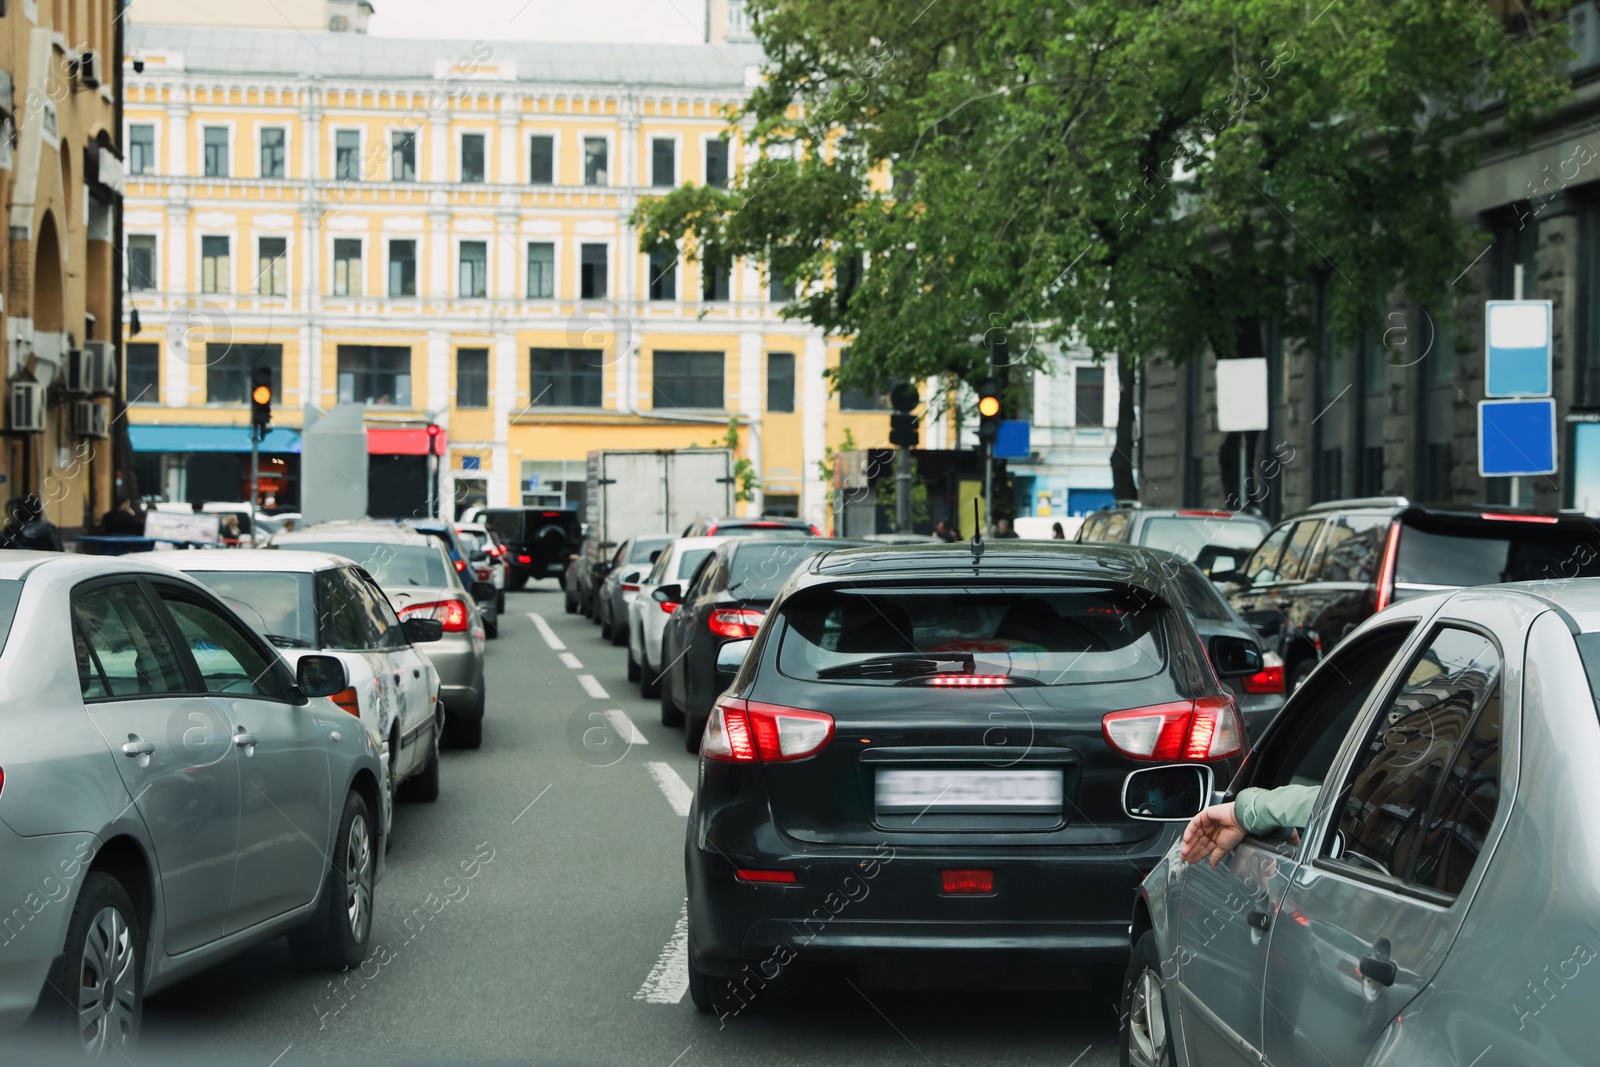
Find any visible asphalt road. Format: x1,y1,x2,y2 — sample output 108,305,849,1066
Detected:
124,584,1120,1067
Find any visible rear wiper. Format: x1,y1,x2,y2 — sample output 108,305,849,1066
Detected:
265,634,312,649
816,652,973,679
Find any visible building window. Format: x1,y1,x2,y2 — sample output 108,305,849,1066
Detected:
839,349,890,411
1075,366,1105,427
652,350,724,410
260,127,285,179
337,345,412,406
580,244,608,299
207,343,282,404
125,343,160,403
333,238,362,296
526,242,555,299
583,137,608,185
529,348,604,408
702,260,730,302
767,352,795,413
390,130,416,181
127,235,156,291
256,237,288,296
388,240,417,297
461,133,485,183
459,241,488,298
202,126,229,177
651,138,675,187
648,250,676,301
335,130,360,181
129,124,155,175
529,134,553,184
705,138,728,189
200,235,230,293
768,256,796,302
456,348,489,409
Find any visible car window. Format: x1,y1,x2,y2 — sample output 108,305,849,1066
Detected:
1322,627,1503,897
283,541,447,588
1275,519,1323,582
1244,523,1294,584
1077,514,1103,541
677,548,713,580
1171,563,1235,623
73,582,189,698
1316,514,1390,583
1100,511,1132,542
0,579,23,654
1139,517,1264,559
317,569,382,650
647,549,671,584
74,622,108,698
728,540,823,598
630,537,673,563
354,571,407,648
157,589,287,699
185,570,317,649
1393,521,1600,596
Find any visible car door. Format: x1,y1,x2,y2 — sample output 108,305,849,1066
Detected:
1260,603,1517,1067
75,578,242,954
1231,519,1322,657
1173,617,1423,1067
352,567,436,774
149,580,334,933
1304,511,1391,650
667,554,719,709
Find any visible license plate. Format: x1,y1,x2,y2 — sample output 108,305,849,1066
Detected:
875,769,1063,814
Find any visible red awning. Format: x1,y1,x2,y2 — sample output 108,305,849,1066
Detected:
367,427,446,455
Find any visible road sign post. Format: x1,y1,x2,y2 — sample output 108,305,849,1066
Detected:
1481,300,1556,504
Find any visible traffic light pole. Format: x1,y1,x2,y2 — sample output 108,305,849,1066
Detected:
983,441,993,537
895,446,911,532
249,424,260,546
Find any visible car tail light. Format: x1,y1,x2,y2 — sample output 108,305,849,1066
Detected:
399,599,471,633
1242,651,1285,695
475,566,491,580
702,699,834,762
810,525,823,536
517,554,532,565
708,608,764,638
1177,509,1234,518
329,686,361,718
705,523,720,535
1374,522,1402,612
1482,512,1559,524
942,869,994,894
929,675,1011,687
735,869,798,884
659,599,680,614
1102,696,1243,761
453,558,466,573
622,583,640,593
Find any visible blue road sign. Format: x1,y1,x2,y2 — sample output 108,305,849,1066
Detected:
1485,300,1553,397
994,420,1031,459
1479,398,1557,477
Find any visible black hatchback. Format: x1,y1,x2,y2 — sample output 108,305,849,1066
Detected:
683,541,1259,1013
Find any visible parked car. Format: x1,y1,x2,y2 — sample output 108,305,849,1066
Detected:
454,521,507,616
861,532,944,544
1076,503,1269,579
1161,551,1285,741
596,534,674,646
658,537,872,749
628,536,732,697
1119,577,1600,1067
1220,497,1600,691
159,550,447,830
0,553,383,1053
466,507,581,590
271,524,492,748
684,541,1261,1014
404,518,496,639
562,552,587,616
679,516,820,537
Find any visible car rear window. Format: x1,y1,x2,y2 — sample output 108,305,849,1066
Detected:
715,522,813,537
727,541,822,597
1395,521,1600,596
630,536,673,562
279,541,447,588
0,578,23,652
677,549,712,579
1139,517,1264,558
456,530,487,553
186,571,317,648
777,585,1167,686
1171,564,1235,623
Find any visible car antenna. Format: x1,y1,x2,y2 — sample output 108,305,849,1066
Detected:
970,499,984,565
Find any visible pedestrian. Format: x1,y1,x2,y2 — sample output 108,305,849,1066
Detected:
933,519,959,543
995,518,1019,539
1051,522,1065,539
282,517,299,533
2,495,63,552
101,497,143,536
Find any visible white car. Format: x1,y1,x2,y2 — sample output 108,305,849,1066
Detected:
455,522,507,615
160,551,446,834
628,536,726,698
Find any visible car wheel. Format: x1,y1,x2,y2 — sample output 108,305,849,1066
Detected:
660,680,683,727
288,790,375,972
398,712,442,804
639,650,661,698
1120,930,1178,1067
497,591,506,615
383,740,398,852
49,871,143,1055
1288,657,1315,693
611,612,628,647
564,587,577,614
508,573,529,592
486,615,499,640
627,644,641,682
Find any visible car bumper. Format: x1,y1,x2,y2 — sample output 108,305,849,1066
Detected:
420,636,482,715
0,828,99,1031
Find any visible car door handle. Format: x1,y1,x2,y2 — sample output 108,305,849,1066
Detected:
120,739,155,757
413,669,421,678
1360,939,1397,987
1247,907,1272,932
232,730,258,751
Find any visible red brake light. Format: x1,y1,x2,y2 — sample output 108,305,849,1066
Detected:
708,608,763,638
702,699,834,762
1481,512,1560,524
1374,522,1402,612
810,525,823,536
454,558,466,573
1242,652,1286,695
942,869,994,894
929,675,1011,687
705,523,719,535
399,599,471,633
1102,696,1242,761
1177,509,1234,518
517,554,532,565
621,583,640,592
541,511,560,518
659,599,680,614
735,869,798,884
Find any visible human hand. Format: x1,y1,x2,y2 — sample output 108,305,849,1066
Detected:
1180,802,1246,867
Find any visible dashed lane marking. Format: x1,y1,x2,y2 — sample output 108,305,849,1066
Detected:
604,708,648,745
634,899,690,1004
578,674,609,700
645,761,692,816
528,613,565,651
559,652,583,670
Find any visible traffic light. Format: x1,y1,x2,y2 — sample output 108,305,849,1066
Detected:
977,377,1001,444
426,422,443,455
889,382,919,448
250,366,272,432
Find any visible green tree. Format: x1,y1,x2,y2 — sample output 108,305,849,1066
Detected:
635,0,1569,500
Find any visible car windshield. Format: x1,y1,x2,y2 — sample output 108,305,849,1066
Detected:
186,571,317,648
677,549,712,579
1394,522,1600,596
777,585,1167,686
727,541,823,597
281,541,447,588
629,536,673,562
457,530,487,553
1139,517,1264,559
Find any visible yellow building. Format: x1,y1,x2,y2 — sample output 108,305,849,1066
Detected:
0,0,123,534
121,12,889,523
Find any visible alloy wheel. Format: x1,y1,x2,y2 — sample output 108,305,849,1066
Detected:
346,813,373,943
1126,967,1169,1067
77,906,137,1055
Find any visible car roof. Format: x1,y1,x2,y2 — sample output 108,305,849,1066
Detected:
272,525,433,547
156,549,353,574
798,540,1174,592
0,551,217,585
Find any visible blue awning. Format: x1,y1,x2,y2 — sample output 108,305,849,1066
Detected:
129,426,302,454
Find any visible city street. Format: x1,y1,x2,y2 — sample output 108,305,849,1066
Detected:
131,584,1117,1067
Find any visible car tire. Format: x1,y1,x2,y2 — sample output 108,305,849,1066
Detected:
660,681,684,727
1119,930,1178,1067
564,587,577,614
1288,657,1315,693
398,717,441,804
687,941,744,1017
599,613,612,640
48,871,144,1055
508,573,529,592
611,613,628,647
627,644,641,682
497,591,506,615
684,712,705,753
486,615,499,640
639,650,660,698
288,790,375,972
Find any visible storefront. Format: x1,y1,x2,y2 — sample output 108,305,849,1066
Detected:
128,426,302,510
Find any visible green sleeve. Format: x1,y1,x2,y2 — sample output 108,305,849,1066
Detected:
1234,784,1321,836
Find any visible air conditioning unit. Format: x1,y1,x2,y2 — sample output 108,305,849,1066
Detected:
65,348,90,394
72,400,107,438
83,340,116,394
75,49,101,88
9,381,44,433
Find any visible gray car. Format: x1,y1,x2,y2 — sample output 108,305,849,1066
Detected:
271,525,490,748
0,552,383,1056
595,533,673,647
1119,579,1600,1067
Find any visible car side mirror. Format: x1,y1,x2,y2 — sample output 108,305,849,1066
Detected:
1210,635,1264,677
403,617,444,643
716,638,752,673
472,581,497,603
297,655,348,699
653,584,682,604
1122,765,1214,821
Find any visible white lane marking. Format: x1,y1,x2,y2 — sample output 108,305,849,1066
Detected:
578,674,609,700
527,613,565,650
646,761,693,816
634,900,690,1004
604,708,648,745
559,652,583,670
